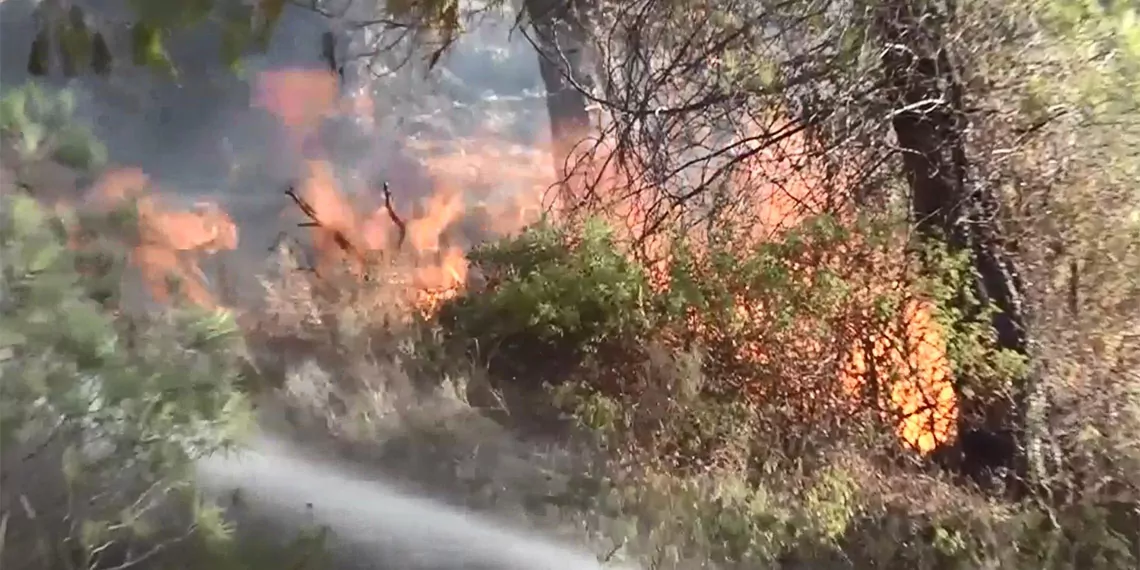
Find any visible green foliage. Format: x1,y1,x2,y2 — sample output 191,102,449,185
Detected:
1043,0,1140,103
961,0,1140,514
178,519,333,570
439,218,653,385
665,215,856,332
910,239,1029,399
0,192,252,567
58,7,94,77
442,215,863,386
24,0,289,79
25,6,114,78
130,22,177,77
542,456,1136,569
384,0,466,66
124,0,276,76
1,83,106,172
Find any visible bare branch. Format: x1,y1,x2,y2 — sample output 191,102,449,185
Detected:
381,182,408,250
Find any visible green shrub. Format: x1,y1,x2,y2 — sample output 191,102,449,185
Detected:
1,82,107,172
439,218,655,390
0,192,251,570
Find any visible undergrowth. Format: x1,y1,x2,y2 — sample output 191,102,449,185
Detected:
251,212,1139,569
3,177,1134,568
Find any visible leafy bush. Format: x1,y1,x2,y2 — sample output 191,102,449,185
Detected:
445,215,967,459
439,218,655,391
0,192,251,570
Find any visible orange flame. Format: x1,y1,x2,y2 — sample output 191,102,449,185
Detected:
253,69,342,151
731,126,957,453
842,298,956,453
86,167,238,310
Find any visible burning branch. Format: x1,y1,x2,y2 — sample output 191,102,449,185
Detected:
382,182,407,250
284,184,364,282
286,184,361,259
282,181,408,276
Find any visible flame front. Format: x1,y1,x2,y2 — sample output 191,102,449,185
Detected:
69,66,958,455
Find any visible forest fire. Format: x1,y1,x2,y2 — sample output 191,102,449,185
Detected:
66,66,956,455
729,134,958,453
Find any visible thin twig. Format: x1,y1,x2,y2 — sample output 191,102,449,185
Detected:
381,182,407,250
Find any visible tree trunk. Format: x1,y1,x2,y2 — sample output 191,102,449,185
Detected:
876,0,1031,491
524,0,595,205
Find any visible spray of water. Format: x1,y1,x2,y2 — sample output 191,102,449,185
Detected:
195,433,635,570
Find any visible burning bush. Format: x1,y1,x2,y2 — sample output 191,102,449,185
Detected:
419,210,1120,569
432,211,988,475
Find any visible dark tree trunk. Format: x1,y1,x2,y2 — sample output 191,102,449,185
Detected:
876,0,1032,491
524,0,595,205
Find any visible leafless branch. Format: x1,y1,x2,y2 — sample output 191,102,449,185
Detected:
381,182,408,250
285,185,361,262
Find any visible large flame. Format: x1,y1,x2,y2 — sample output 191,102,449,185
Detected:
10,63,955,454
